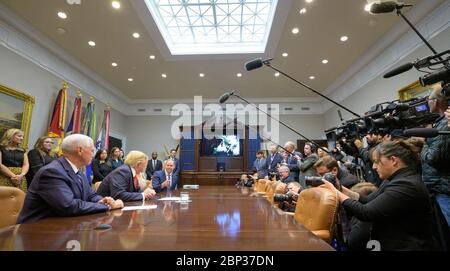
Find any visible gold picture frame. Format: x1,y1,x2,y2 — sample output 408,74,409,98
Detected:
0,84,35,149
398,80,432,101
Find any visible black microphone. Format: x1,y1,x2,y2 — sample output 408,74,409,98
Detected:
383,62,414,78
245,58,264,71
368,1,413,14
218,91,235,104
403,128,450,138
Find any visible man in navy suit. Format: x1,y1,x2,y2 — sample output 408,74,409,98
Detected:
169,149,180,176
17,134,123,224
98,150,156,201
252,151,267,178
266,145,283,177
145,151,162,178
152,159,178,193
283,141,302,181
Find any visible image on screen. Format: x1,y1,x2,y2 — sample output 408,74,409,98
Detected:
201,135,242,157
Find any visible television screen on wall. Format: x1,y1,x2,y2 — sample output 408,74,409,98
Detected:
200,135,243,157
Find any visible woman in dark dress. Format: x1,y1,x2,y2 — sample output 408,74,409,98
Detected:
0,129,29,192
110,147,124,170
92,148,113,183
321,140,438,251
26,136,56,187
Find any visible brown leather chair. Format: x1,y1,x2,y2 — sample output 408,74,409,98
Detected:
256,179,267,193
294,187,338,243
94,181,102,192
0,187,25,228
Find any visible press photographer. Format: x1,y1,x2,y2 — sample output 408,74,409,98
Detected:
354,133,383,187
421,84,450,226
313,155,359,189
274,181,302,212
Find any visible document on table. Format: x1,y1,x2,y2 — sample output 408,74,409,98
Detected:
122,205,158,211
158,197,181,201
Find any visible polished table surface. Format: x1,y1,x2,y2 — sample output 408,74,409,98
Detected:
0,186,334,251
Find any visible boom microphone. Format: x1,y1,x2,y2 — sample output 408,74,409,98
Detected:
383,62,414,78
403,128,450,138
368,1,413,14
218,91,235,104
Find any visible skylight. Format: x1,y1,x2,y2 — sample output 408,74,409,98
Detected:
145,0,278,55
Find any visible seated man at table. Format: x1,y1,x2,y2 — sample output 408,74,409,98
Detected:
152,159,178,193
17,134,123,224
98,150,156,201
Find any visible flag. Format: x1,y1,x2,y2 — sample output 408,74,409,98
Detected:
66,91,82,135
81,97,96,185
48,83,68,156
95,108,111,151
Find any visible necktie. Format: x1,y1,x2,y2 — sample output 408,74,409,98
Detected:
167,174,172,190
134,175,140,192
76,171,84,185
153,160,156,169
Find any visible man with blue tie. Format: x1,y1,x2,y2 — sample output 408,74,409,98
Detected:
266,144,283,177
152,159,178,193
17,134,123,224
252,151,267,178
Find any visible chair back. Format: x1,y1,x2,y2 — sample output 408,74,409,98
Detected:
0,187,25,228
294,187,338,242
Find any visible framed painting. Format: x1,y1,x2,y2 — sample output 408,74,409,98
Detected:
0,84,35,149
398,80,432,101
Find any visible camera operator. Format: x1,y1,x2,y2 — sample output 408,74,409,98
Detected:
275,181,302,213
296,142,319,188
421,85,450,226
278,165,295,184
314,156,359,189
354,133,383,187
321,140,438,251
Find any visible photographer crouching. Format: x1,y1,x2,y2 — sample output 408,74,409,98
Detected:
422,85,450,227
320,140,438,251
274,181,302,212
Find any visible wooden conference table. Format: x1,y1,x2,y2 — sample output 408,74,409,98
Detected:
0,186,333,251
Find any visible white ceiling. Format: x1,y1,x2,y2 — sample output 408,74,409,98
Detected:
1,0,443,103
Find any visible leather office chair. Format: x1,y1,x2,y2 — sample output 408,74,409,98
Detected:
256,179,267,193
0,187,25,228
294,187,339,243
94,181,102,192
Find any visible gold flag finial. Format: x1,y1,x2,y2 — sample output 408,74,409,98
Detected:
76,90,82,98
89,96,94,102
62,82,69,89
106,103,112,111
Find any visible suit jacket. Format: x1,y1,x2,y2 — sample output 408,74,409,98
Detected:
17,157,108,224
342,168,438,251
298,153,319,187
252,158,267,178
97,164,144,202
266,153,283,176
172,158,180,176
146,159,163,177
152,170,178,193
285,152,301,181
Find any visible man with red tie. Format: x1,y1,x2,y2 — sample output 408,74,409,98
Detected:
98,150,156,201
152,159,178,193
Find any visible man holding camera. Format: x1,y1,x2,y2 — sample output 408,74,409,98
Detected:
354,134,383,187
278,165,295,184
275,181,302,213
314,156,359,189
421,85,450,226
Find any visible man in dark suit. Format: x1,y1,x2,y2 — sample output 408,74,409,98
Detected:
278,165,295,184
152,159,178,193
146,151,162,178
283,141,302,181
169,149,180,176
252,151,267,178
266,145,283,177
17,134,123,224
98,150,156,202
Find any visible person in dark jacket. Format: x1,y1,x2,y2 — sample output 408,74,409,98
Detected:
421,85,450,226
26,136,56,188
354,134,383,187
321,140,438,251
109,147,124,170
296,142,319,187
91,149,113,183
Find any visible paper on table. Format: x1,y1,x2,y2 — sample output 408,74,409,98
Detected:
158,197,181,201
122,205,158,211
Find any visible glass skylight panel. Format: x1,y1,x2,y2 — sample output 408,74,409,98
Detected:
145,0,278,55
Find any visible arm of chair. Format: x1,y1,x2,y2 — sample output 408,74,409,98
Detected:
311,230,331,242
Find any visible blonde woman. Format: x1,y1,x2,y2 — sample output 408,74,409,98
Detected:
26,136,56,187
0,128,29,192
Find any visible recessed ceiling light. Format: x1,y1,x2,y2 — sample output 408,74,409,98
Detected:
322,59,329,64
161,74,167,78
364,4,371,12
149,55,156,60
282,52,288,58
237,73,242,78
56,27,67,35
112,63,118,67
275,72,280,77
306,0,313,3
309,76,315,80
88,41,96,47
57,12,67,19
128,78,134,82
299,8,307,14
292,28,300,35
112,1,121,9
199,73,205,78
340,35,349,42
132,32,140,39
